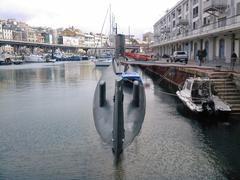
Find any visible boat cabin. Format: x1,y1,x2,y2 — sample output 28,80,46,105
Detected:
182,78,212,103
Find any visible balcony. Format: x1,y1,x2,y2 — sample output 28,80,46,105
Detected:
160,27,170,33
152,15,240,48
203,0,227,13
177,19,189,26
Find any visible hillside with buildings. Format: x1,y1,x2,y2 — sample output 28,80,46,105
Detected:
0,18,153,54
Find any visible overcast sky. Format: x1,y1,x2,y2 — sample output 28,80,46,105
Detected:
0,0,178,37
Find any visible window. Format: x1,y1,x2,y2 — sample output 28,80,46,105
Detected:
218,17,226,27
193,7,199,18
193,22,197,30
186,3,189,12
219,39,225,59
204,41,209,60
177,8,181,15
237,3,240,15
203,17,207,25
186,81,191,90
177,52,186,55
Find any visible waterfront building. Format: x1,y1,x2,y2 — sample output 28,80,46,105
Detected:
22,31,28,42
2,25,13,40
41,32,53,44
1,45,14,52
86,33,114,56
143,32,154,43
36,33,44,43
51,29,58,44
153,0,240,63
0,23,3,39
26,29,37,42
17,21,29,30
61,27,85,46
58,36,80,46
13,28,23,41
94,33,108,47
142,32,154,54
125,35,136,46
84,33,95,47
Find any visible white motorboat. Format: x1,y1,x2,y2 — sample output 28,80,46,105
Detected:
0,53,13,65
45,55,56,63
46,58,56,63
94,59,112,66
176,77,231,115
12,59,24,65
94,54,112,67
0,56,4,63
24,54,46,63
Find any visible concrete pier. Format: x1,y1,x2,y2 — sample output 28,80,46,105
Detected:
123,60,240,117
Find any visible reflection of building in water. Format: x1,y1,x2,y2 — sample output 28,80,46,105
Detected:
63,63,101,82
0,63,101,93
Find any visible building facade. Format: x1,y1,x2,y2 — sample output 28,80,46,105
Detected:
153,0,240,63
84,33,95,47
41,33,53,44
2,26,13,40
0,23,3,39
13,29,23,41
58,36,80,46
26,29,37,42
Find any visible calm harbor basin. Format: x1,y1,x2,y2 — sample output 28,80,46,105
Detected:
0,61,240,179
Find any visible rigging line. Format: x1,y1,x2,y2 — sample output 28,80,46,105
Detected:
118,68,210,99
100,7,109,47
118,71,179,97
94,6,109,56
124,77,213,100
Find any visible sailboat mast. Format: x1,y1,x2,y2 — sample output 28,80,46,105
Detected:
109,4,112,36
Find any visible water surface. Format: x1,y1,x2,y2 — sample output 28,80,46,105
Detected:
0,62,239,180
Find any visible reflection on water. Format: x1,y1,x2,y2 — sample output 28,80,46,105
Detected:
0,62,239,179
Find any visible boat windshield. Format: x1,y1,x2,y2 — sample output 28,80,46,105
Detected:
192,81,211,100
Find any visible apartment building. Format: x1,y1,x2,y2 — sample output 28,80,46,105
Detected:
2,26,13,40
153,0,240,63
13,28,24,41
0,23,2,39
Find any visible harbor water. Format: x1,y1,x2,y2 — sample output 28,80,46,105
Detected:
0,62,240,180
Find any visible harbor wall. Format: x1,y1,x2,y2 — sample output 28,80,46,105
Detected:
139,65,208,91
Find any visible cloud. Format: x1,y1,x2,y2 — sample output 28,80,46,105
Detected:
0,0,179,35
0,8,35,22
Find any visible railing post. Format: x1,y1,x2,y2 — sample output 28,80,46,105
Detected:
112,78,124,158
99,81,106,107
132,81,140,107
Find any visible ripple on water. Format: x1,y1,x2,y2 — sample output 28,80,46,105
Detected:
0,62,239,179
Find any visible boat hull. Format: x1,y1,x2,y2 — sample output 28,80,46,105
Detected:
93,65,146,150
176,91,230,121
94,59,112,67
